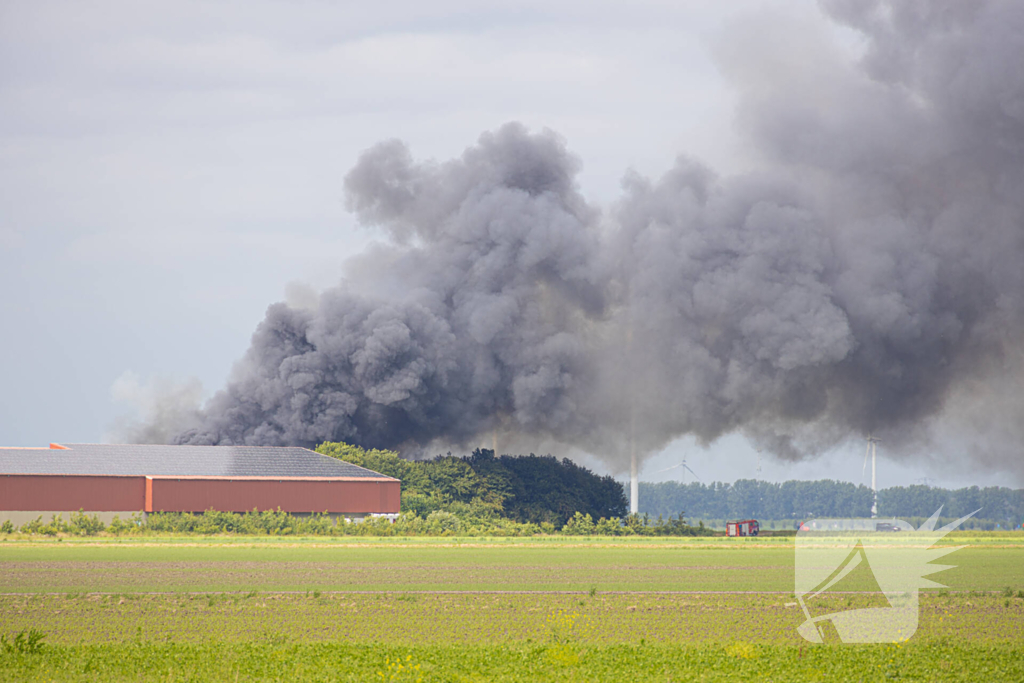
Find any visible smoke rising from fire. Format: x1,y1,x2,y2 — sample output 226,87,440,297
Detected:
148,2,1024,480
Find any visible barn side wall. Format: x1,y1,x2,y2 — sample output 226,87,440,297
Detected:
148,478,401,514
0,474,145,511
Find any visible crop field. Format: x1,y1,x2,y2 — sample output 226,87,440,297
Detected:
1,534,1023,681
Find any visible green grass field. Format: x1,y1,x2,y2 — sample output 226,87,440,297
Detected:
2,533,1022,681
2,533,1021,593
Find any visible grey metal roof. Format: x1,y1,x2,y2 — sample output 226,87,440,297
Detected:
0,444,395,479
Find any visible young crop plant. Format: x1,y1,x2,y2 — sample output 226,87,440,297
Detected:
1,629,46,655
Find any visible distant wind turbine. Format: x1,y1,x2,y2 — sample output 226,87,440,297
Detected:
658,456,702,484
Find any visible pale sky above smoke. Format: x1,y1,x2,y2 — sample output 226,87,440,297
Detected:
2,1,1020,488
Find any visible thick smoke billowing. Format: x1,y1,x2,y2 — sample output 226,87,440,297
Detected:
154,1,1024,480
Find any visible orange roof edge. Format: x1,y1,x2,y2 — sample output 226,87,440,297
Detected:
49,443,69,450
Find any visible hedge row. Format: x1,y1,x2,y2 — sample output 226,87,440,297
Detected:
2,509,713,537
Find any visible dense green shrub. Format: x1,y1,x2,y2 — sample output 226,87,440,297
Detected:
106,514,142,536
18,511,107,536
20,514,68,536
68,510,105,536
46,506,706,537
317,443,627,526
561,512,596,535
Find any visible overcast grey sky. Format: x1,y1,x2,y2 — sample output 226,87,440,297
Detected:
0,1,1009,489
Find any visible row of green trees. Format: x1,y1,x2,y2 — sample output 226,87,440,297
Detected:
316,443,627,527
641,480,874,520
640,480,1024,528
561,512,710,536
1,511,106,536
878,485,1022,523
137,509,546,537
2,508,713,537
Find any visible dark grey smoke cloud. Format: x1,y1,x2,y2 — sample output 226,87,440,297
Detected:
163,1,1024,480
174,124,606,452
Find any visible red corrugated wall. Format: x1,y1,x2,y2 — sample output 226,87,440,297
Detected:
0,475,145,511
148,478,401,513
0,475,400,514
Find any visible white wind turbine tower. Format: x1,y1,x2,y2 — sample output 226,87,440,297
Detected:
629,449,638,515
863,435,881,518
629,409,638,515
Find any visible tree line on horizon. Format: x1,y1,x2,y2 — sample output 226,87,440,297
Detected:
317,442,627,527
316,442,1021,530
640,479,1024,528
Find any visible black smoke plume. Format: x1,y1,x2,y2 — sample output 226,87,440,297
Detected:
158,1,1024,481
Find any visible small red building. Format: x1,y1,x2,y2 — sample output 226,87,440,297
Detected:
0,443,400,525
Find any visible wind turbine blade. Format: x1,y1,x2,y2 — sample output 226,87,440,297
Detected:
682,464,702,482
655,464,682,474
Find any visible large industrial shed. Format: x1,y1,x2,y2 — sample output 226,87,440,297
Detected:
0,443,400,525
